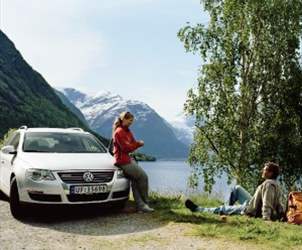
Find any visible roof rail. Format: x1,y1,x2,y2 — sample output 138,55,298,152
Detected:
19,125,28,130
68,127,84,132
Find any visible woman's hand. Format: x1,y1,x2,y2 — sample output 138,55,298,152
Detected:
137,140,144,146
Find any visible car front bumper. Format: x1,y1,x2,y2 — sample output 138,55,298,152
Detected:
17,170,130,205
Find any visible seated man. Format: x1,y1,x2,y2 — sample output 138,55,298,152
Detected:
185,162,284,221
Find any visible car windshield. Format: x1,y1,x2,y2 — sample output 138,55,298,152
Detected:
23,132,107,153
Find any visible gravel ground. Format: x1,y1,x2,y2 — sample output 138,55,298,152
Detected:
0,197,263,250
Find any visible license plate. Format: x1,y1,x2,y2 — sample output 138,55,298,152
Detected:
70,185,108,194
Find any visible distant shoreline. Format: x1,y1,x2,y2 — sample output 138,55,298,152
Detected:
155,158,188,162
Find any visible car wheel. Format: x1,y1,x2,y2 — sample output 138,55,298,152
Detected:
10,177,24,220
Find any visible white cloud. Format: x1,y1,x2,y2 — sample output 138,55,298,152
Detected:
1,0,203,121
2,0,106,86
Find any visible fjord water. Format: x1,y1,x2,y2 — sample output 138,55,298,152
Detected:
140,161,233,200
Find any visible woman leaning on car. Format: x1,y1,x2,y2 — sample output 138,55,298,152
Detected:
112,111,154,213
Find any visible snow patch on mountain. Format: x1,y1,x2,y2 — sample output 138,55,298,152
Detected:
61,88,189,158
169,113,195,145
63,88,163,128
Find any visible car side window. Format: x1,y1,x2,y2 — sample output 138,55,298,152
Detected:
11,133,20,149
4,132,17,146
4,132,20,149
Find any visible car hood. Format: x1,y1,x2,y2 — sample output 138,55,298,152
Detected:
18,153,117,171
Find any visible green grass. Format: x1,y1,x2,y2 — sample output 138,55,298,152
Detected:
148,192,302,250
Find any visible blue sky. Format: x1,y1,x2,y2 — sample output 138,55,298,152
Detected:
1,0,209,120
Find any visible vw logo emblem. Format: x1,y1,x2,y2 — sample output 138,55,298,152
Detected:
83,172,94,182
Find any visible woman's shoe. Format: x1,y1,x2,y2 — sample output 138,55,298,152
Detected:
137,204,154,213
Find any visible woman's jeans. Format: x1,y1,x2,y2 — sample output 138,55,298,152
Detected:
119,160,149,208
197,185,252,215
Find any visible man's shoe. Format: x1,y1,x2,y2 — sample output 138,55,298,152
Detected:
137,204,155,213
185,199,198,212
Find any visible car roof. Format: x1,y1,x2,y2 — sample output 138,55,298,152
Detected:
20,128,88,134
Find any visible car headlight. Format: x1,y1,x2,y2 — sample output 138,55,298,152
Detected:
117,169,125,178
26,169,56,181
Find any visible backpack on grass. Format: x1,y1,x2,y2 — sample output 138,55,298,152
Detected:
286,191,302,225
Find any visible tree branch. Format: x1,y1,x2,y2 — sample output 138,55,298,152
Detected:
197,126,237,170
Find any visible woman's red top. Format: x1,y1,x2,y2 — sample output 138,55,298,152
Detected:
113,126,141,165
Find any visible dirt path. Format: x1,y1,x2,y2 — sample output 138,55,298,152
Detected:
0,199,262,250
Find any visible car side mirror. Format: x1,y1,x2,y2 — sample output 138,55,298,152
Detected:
1,145,17,155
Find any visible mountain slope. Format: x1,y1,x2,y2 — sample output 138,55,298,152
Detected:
62,88,189,159
0,31,91,138
168,113,195,146
54,89,89,126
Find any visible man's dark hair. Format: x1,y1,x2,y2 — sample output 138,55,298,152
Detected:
265,162,280,179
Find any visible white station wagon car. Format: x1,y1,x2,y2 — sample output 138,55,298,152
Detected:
0,127,130,219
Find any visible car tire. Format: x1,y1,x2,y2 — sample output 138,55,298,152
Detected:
10,177,24,220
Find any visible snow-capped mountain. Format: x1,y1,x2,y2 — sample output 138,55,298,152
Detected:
169,113,195,146
54,89,89,126
61,88,189,159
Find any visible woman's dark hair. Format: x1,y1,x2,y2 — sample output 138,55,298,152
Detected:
112,111,134,136
264,162,280,179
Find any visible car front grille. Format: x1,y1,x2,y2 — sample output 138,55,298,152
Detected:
112,189,130,199
58,171,114,184
67,193,110,202
28,192,62,202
